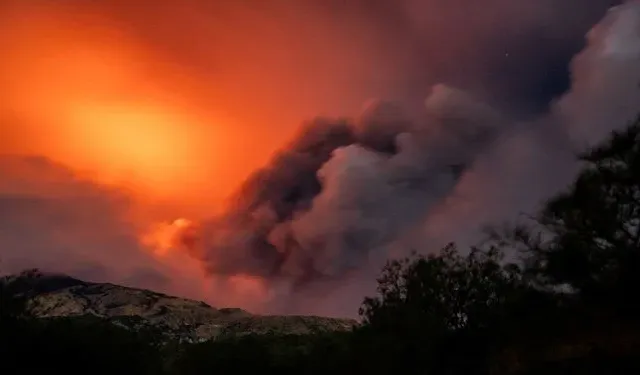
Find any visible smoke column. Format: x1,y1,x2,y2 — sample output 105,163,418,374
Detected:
184,1,640,316
1,0,638,317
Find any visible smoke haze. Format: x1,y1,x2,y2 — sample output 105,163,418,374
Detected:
1,0,639,317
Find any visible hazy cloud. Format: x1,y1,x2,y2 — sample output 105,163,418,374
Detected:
1,0,639,317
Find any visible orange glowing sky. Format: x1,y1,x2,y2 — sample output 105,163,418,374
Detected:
0,1,392,216
0,0,406,311
1,2,243,212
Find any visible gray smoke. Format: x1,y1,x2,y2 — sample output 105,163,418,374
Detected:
191,88,505,289
183,1,640,316
0,155,167,289
421,0,640,248
2,0,639,317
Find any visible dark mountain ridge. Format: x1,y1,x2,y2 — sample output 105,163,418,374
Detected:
1,269,357,343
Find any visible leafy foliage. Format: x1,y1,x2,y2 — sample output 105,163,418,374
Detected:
360,244,523,332
513,118,640,312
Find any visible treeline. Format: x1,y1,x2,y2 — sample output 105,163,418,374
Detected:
3,118,640,374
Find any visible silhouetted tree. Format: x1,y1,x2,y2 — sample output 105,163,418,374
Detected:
356,244,527,374
516,117,640,313
360,244,524,330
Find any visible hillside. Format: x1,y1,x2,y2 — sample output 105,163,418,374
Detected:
1,270,356,343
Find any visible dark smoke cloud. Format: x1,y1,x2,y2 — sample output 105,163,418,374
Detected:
408,1,640,249
90,0,621,118
0,154,287,312
367,0,622,111
2,0,639,317
185,1,640,315
0,155,170,291
195,92,501,287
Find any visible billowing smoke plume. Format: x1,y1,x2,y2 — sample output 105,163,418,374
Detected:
0,155,277,312
193,90,503,287
417,1,640,251
179,1,640,315
556,0,640,147
2,0,639,317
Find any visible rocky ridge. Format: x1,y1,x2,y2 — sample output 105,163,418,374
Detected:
1,270,357,343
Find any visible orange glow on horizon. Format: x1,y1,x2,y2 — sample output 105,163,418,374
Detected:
227,274,273,307
0,1,274,211
141,218,196,257
63,102,208,193
139,217,273,312
0,0,377,311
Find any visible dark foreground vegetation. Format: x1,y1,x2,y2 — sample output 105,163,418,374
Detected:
3,118,640,374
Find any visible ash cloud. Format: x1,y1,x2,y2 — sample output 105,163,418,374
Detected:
423,0,640,248
0,154,282,312
195,92,502,288
0,155,185,295
555,1,640,148
2,0,639,317
187,1,640,315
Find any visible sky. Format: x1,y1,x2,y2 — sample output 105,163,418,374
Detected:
1,0,639,317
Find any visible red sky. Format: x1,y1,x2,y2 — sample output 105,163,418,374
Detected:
1,0,636,317
0,1,401,208
0,0,402,313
